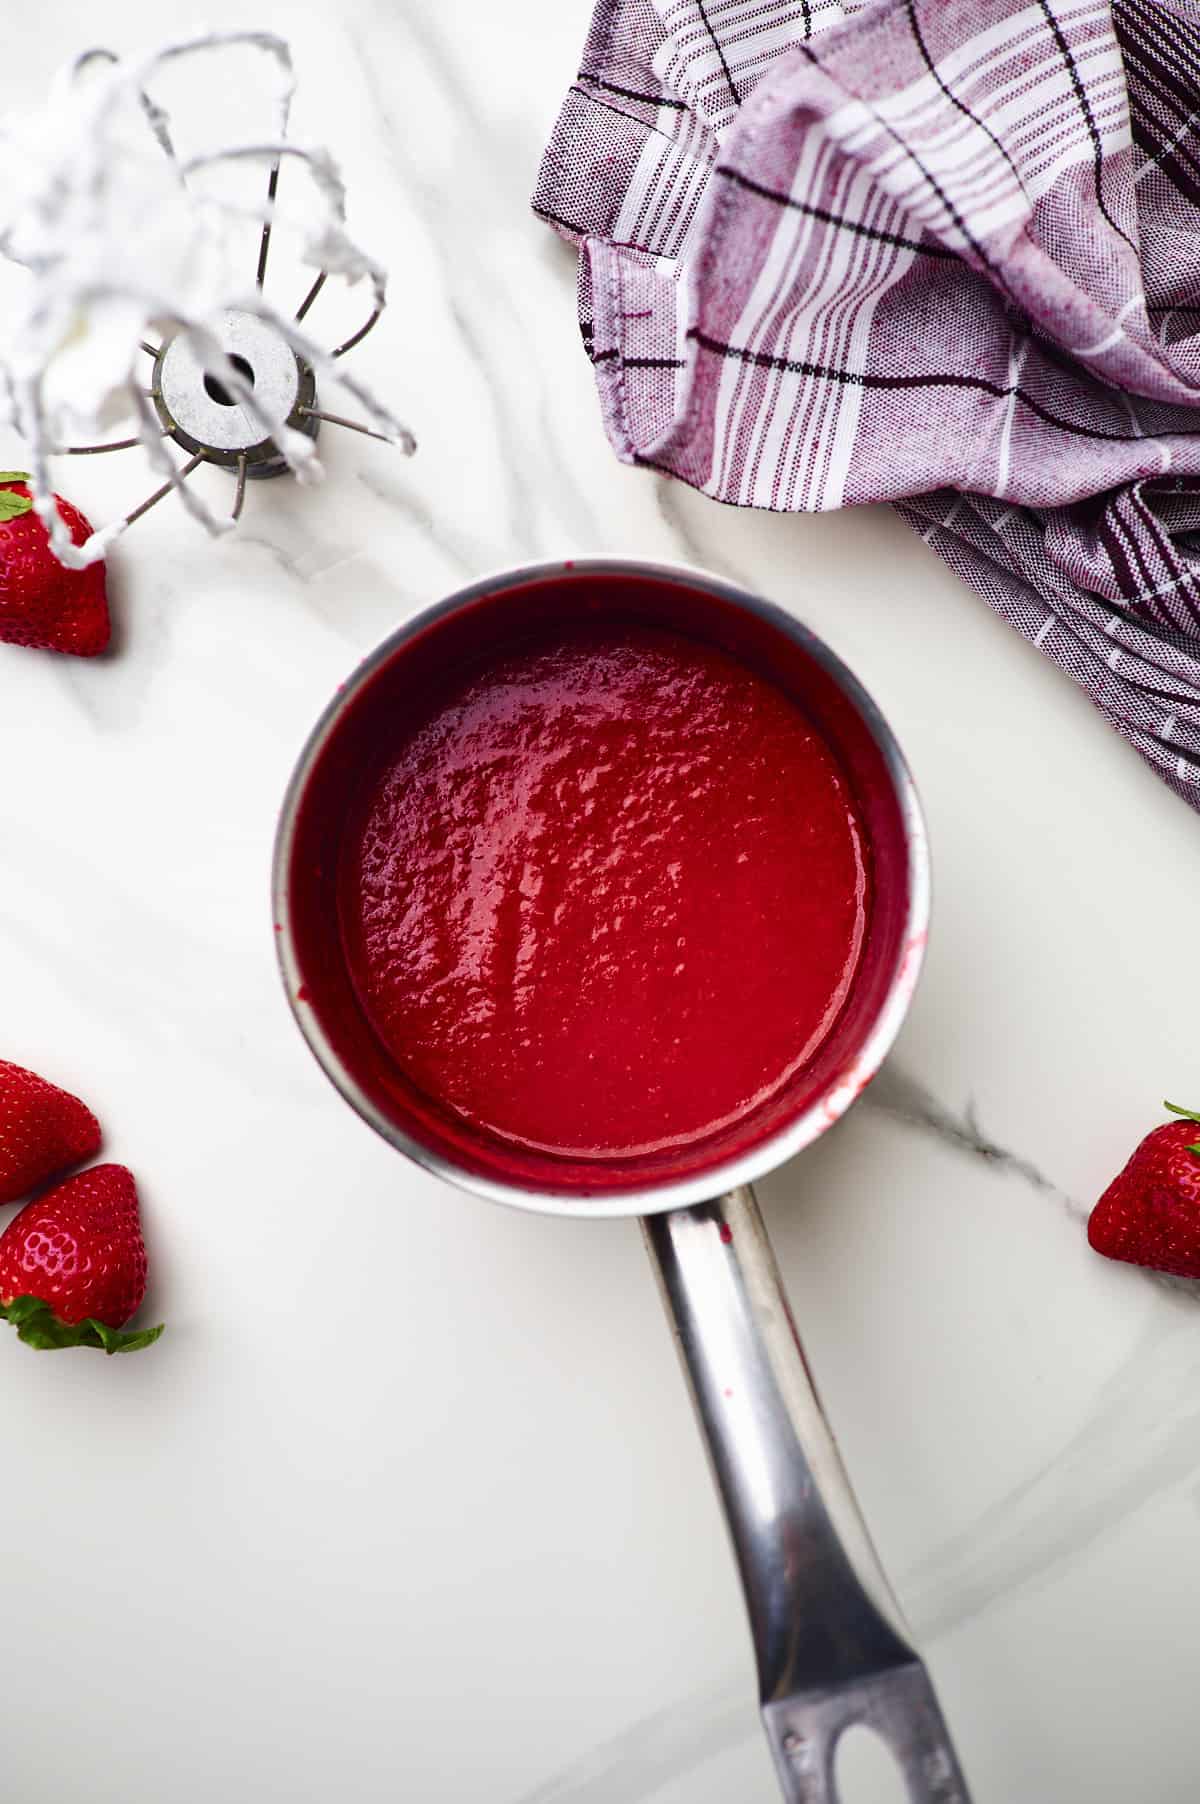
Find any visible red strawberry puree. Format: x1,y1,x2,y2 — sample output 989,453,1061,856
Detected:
338,625,867,1161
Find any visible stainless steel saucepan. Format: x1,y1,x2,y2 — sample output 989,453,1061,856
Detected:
273,558,970,1804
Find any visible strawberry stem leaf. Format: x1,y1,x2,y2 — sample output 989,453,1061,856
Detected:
1163,1100,1200,1125
0,1296,164,1354
0,488,33,523
0,472,31,482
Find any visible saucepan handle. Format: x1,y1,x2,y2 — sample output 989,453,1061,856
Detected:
641,1185,971,1804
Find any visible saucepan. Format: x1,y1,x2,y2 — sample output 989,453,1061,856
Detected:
272,559,971,1804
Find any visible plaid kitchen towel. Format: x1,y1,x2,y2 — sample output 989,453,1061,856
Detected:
533,0,1200,809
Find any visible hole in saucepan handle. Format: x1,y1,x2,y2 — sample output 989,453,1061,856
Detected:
834,1724,912,1804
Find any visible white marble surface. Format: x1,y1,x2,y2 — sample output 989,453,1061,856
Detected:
3,4,1200,1800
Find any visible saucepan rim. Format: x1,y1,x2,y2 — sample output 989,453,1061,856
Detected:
272,556,931,1218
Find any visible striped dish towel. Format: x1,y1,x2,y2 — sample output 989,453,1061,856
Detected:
533,0,1200,809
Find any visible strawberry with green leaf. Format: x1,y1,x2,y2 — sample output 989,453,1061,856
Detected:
1088,1103,1200,1279
0,474,110,656
0,1164,162,1353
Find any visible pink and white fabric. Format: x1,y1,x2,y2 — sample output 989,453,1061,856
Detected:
534,0,1200,809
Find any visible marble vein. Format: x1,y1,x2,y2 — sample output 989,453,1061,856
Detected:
353,466,479,579
866,1065,1200,1307
651,475,746,585
234,530,315,582
507,1271,1200,1795
846,1068,1200,1640
905,1294,1200,1640
343,11,544,561
862,1065,1085,1221
514,1673,755,1804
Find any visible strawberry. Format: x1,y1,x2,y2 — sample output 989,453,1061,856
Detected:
0,1057,101,1204
0,1164,163,1352
0,474,110,656
1088,1102,1200,1279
